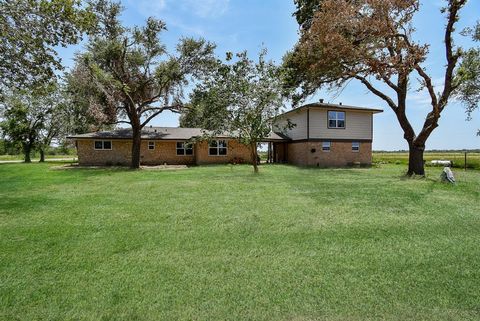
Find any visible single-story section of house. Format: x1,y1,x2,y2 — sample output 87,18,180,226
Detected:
68,127,287,166
68,102,382,167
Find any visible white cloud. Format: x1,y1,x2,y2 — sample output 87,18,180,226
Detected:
181,0,230,18
130,0,229,19
407,76,445,107
130,0,167,17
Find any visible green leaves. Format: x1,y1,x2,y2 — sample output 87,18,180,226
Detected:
0,0,96,92
183,49,285,157
455,21,480,124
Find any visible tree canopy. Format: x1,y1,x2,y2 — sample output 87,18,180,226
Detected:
285,0,477,175
69,0,217,168
0,85,71,162
183,50,287,173
0,0,95,92
456,21,480,134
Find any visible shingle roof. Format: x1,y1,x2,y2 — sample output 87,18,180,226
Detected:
67,127,290,142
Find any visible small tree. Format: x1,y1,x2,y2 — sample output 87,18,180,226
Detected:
0,86,71,162
71,1,217,168
185,50,286,173
285,0,477,176
0,93,40,162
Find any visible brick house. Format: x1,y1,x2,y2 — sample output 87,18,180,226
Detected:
68,102,382,167
271,102,382,166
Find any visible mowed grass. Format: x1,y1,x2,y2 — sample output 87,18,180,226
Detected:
1,163,479,321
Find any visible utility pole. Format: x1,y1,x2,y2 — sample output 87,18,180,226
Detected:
464,150,467,171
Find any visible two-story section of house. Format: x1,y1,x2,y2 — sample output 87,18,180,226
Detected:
273,102,383,167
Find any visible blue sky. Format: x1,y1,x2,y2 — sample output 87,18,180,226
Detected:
58,0,480,151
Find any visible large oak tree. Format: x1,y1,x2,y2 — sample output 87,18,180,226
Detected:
71,0,216,168
285,0,477,175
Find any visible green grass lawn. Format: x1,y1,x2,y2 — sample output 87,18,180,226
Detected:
1,163,479,320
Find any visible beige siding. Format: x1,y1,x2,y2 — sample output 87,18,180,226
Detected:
309,109,372,140
275,110,308,140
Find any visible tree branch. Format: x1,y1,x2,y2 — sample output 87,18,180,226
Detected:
354,75,398,111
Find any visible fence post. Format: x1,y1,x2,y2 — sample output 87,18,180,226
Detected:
464,150,467,171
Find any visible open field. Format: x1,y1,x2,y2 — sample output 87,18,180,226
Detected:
1,163,479,320
373,151,480,170
0,154,77,162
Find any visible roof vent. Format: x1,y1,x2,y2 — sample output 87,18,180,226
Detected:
150,125,152,128
154,129,157,133
319,99,324,103
339,102,343,105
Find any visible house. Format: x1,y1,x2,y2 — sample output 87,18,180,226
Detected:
271,102,383,166
68,127,287,166
68,102,382,167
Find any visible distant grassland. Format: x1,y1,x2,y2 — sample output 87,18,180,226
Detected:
373,151,480,170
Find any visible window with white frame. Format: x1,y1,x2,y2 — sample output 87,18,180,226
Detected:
176,142,193,155
322,141,331,152
209,140,227,156
148,141,155,150
328,111,345,128
94,140,112,150
352,142,360,152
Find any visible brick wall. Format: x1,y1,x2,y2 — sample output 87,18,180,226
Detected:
76,138,253,166
286,142,308,166
141,141,195,165
287,141,372,167
195,139,252,165
77,139,132,166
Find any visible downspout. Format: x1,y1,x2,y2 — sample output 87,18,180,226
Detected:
306,107,310,165
306,107,310,141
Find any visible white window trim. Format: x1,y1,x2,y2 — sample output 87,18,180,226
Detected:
352,142,360,152
328,111,346,129
94,140,112,150
322,141,331,152
176,142,194,156
148,141,155,150
208,139,228,156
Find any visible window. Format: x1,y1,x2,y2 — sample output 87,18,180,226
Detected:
352,142,360,152
176,142,193,156
148,141,155,150
322,141,331,152
94,140,112,150
328,111,345,128
209,140,227,156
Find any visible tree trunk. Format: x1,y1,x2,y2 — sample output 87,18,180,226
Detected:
407,143,425,176
39,148,45,162
250,142,259,173
23,143,32,163
131,125,142,169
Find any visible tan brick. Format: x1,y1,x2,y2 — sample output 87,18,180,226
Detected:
287,141,372,167
77,139,132,166
76,138,252,166
195,140,252,165
141,141,195,165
